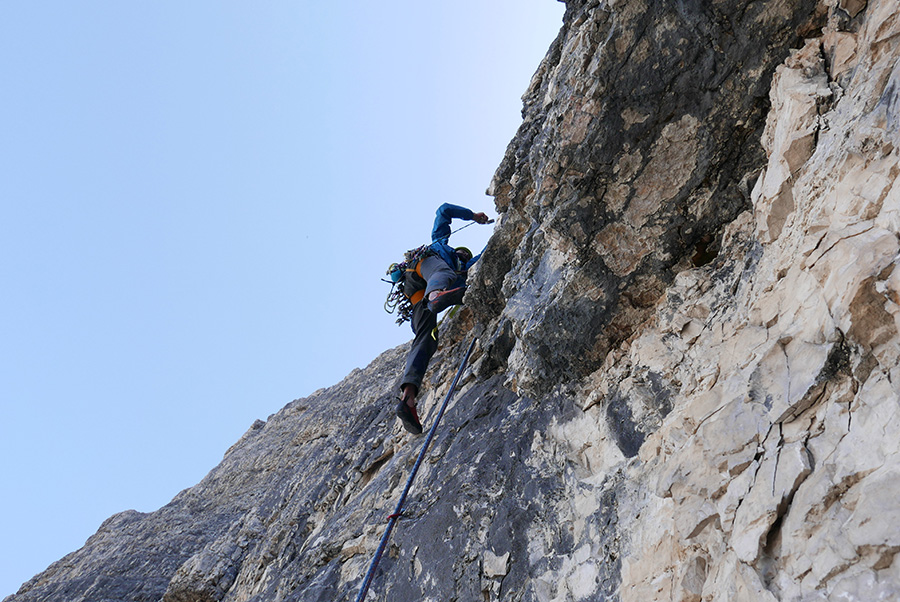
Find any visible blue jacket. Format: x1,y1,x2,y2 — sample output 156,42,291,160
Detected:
428,203,482,280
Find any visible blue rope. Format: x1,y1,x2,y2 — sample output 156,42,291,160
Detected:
354,337,478,602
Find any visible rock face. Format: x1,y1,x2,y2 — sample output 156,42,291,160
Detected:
9,0,900,601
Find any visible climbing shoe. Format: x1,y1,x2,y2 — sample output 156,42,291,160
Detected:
396,397,423,435
427,286,465,314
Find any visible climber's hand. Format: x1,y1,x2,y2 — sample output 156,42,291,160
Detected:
473,212,489,224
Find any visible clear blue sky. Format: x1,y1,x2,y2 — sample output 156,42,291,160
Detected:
0,1,564,597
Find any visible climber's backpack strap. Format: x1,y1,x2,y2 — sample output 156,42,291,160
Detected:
403,259,428,305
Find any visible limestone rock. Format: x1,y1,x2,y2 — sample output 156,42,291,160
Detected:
9,1,900,601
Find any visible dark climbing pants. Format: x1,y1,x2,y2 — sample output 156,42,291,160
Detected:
401,300,438,393
400,255,460,392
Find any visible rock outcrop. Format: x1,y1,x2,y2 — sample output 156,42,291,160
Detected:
9,0,900,601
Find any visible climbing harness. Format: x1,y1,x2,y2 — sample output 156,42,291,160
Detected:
354,337,478,602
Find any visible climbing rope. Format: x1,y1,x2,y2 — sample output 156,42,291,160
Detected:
431,304,460,341
354,337,478,602
451,217,494,236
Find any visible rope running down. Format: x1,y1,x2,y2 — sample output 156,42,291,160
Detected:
354,337,478,602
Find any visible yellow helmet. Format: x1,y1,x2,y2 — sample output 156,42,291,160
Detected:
455,247,473,264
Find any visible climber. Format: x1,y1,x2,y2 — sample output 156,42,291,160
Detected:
396,203,490,434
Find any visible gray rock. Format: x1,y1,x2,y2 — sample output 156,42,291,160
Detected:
11,1,900,601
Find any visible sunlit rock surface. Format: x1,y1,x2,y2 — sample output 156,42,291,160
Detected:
8,0,900,601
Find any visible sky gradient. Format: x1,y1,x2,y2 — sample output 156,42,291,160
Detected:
0,1,565,596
